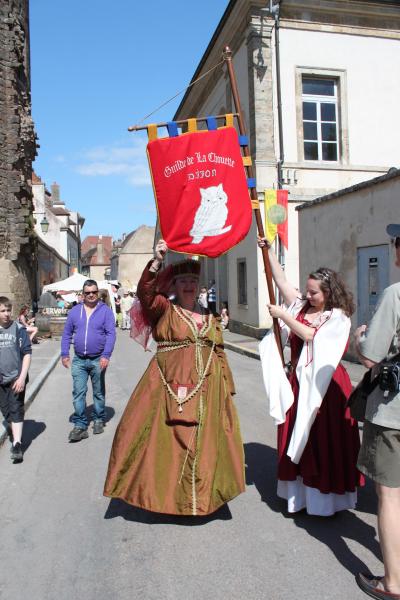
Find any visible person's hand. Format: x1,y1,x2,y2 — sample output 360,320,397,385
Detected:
61,356,70,369
12,375,26,393
267,303,285,319
100,357,109,371
355,324,367,340
257,236,271,249
154,239,168,262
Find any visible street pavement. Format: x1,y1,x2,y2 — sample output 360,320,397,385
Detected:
0,331,381,600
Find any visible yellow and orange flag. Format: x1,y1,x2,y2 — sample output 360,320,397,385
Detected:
264,189,288,249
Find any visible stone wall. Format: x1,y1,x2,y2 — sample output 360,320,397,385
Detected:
0,0,37,312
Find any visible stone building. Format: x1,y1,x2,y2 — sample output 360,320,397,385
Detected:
81,235,113,281
110,225,155,290
170,0,400,336
0,0,37,309
297,167,400,358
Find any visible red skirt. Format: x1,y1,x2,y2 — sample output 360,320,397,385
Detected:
277,364,364,494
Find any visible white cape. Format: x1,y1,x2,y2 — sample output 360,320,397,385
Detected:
259,300,350,464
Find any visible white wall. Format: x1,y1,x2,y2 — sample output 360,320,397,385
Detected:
228,217,260,328
279,27,400,167
33,182,68,261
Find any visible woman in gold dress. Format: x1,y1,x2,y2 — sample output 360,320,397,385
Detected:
104,240,245,516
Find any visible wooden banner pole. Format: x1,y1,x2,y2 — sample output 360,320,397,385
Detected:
223,45,285,364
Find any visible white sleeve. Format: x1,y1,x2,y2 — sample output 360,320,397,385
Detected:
259,330,294,425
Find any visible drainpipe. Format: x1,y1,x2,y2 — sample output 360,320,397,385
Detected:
270,1,285,294
271,0,284,190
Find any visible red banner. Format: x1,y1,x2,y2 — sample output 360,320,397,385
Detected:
147,127,252,258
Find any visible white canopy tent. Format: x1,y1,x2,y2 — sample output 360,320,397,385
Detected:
42,274,117,317
42,272,87,293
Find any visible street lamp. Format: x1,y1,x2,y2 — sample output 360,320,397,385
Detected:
40,215,49,234
33,212,50,234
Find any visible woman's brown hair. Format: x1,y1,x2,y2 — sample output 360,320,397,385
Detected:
308,268,355,317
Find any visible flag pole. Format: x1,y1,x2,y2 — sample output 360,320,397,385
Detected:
223,46,285,365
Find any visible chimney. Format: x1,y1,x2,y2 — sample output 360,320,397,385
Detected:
97,238,104,264
51,182,61,204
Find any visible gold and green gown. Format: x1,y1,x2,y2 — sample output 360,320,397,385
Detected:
103,264,245,516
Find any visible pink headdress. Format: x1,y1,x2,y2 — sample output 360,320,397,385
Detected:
129,260,200,351
129,298,153,351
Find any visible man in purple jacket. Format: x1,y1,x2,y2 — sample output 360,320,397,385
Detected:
61,279,116,442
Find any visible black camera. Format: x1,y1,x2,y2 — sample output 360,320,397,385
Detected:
379,362,400,394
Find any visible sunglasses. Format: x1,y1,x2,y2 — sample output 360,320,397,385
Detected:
391,237,400,248
83,290,98,296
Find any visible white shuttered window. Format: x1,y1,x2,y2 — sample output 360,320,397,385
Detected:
302,77,339,162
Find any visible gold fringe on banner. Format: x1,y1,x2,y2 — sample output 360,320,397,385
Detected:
225,113,234,127
187,118,197,133
147,124,158,141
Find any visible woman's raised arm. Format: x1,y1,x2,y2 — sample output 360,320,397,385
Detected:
137,239,169,324
257,238,299,306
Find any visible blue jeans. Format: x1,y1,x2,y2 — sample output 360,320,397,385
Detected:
71,355,106,429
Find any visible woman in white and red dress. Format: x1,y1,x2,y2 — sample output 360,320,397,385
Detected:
258,239,364,516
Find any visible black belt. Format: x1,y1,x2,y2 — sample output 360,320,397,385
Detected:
75,353,101,360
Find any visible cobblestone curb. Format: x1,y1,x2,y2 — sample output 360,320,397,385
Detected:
224,341,261,361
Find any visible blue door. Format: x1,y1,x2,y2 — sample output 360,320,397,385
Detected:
357,245,389,325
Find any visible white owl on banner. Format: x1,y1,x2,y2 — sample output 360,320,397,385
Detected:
189,183,232,245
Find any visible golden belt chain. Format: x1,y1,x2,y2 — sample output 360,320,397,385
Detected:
156,305,215,412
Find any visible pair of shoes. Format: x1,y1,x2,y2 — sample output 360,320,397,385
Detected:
10,442,23,462
68,427,88,442
356,573,400,599
92,421,105,435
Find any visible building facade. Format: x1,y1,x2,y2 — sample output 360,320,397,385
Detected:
172,0,400,335
111,225,155,290
32,177,85,291
0,0,37,309
297,168,400,357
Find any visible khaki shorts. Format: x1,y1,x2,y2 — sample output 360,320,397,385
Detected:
357,421,400,488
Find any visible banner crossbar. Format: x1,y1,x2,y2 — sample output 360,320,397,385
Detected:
128,113,239,132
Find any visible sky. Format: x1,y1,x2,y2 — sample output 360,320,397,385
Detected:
30,0,229,240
